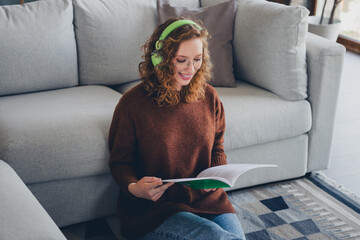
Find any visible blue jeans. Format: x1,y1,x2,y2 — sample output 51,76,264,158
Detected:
139,212,246,240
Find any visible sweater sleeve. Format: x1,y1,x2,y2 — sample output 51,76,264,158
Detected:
108,99,139,198
211,96,227,167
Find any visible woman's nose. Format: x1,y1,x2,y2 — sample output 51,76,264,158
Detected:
185,61,196,72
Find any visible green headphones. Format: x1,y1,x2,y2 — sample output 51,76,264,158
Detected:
151,19,202,67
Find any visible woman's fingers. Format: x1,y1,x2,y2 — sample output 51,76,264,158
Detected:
149,182,174,199
129,177,161,199
153,184,173,200
148,180,163,189
203,188,216,192
129,177,174,201
163,182,175,188
141,176,162,183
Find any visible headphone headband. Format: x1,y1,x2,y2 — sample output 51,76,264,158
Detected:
155,19,202,50
152,19,202,67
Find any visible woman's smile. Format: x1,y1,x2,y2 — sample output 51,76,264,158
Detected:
178,72,193,81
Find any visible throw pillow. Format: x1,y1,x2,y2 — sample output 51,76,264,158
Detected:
157,0,238,87
218,0,309,101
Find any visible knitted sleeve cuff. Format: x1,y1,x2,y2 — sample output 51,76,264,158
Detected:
110,164,139,199
211,154,227,167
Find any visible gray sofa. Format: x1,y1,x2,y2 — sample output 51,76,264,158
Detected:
0,160,67,240
0,0,345,234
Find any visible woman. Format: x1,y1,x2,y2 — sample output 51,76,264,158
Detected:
108,17,246,240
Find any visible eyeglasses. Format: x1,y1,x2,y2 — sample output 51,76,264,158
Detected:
174,57,202,71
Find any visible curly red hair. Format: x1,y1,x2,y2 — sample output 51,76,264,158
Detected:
139,17,212,107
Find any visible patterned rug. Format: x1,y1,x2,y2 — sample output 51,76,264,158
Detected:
61,174,360,240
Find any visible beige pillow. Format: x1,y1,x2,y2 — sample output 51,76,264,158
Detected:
157,0,237,87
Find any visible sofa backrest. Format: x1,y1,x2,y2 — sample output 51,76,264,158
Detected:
1,0,309,101
0,0,78,97
72,0,200,86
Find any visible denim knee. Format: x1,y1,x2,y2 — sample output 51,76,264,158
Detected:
140,212,245,240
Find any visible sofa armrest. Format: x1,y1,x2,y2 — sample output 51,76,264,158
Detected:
0,160,66,240
306,32,346,172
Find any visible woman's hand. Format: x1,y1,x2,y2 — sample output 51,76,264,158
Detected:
203,188,217,192
128,177,174,201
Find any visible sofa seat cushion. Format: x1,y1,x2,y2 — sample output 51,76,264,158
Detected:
111,80,142,94
216,81,312,151
0,86,121,184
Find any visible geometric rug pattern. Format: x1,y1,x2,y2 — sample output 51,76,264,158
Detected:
61,175,360,240
229,175,360,240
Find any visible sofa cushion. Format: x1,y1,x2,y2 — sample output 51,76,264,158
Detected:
111,80,142,94
0,0,78,97
0,86,121,184
216,81,312,151
203,0,309,101
0,160,67,240
73,0,200,86
158,0,237,87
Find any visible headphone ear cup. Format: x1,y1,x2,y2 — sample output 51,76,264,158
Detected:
151,52,163,67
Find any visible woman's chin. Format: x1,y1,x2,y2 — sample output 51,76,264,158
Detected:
175,79,192,90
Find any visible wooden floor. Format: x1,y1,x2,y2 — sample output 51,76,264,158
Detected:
319,51,360,197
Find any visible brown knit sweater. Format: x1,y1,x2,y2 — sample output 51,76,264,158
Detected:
108,83,235,239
